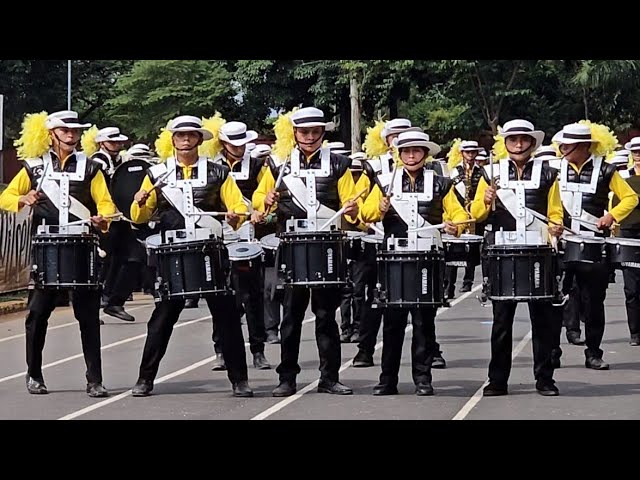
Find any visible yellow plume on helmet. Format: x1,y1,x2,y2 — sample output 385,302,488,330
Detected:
199,112,226,158
272,108,298,160
154,121,174,160
492,130,508,160
578,120,617,157
80,125,99,157
363,120,388,158
14,112,51,159
446,138,463,169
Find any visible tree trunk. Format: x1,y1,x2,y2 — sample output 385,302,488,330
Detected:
350,73,361,153
583,88,589,119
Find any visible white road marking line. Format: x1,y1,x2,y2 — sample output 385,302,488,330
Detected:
251,285,482,420
452,329,532,421
0,315,211,384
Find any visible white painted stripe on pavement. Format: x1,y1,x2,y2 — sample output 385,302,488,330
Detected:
0,315,211,384
451,329,532,421
251,285,482,420
0,304,153,343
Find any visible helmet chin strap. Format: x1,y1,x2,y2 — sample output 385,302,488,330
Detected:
223,146,243,161
53,132,79,147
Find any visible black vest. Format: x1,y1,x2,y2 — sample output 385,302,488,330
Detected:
613,172,640,231
562,159,616,229
382,168,454,238
481,160,558,231
452,163,483,205
268,149,351,228
90,151,123,187
24,152,102,228
221,155,263,200
148,160,229,231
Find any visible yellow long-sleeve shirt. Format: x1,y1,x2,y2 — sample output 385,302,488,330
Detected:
0,161,115,219
130,165,248,228
252,155,359,223
360,178,469,236
470,177,564,226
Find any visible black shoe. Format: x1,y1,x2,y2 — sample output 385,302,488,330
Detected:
100,295,109,308
372,384,398,396
350,330,360,343
585,357,610,370
432,355,446,369
483,383,508,396
184,298,199,309
460,284,472,293
99,319,105,325
232,380,254,398
630,334,640,346
317,381,353,395
352,350,374,368
340,330,352,343
126,293,134,302
252,352,271,370
25,375,48,395
551,357,561,369
86,383,109,398
272,380,296,397
103,306,135,322
536,381,559,396
446,288,455,300
566,331,585,346
211,354,227,371
265,331,280,344
132,379,154,397
415,383,434,396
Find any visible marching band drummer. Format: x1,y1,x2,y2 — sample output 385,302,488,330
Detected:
253,106,359,398
0,110,115,397
359,131,467,396
129,115,254,398
550,123,638,370
471,119,564,397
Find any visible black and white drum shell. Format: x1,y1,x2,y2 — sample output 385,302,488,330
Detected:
560,235,606,264
605,237,640,269
278,231,347,288
32,233,99,289
345,231,367,262
374,250,445,308
362,234,384,264
154,237,231,299
486,245,556,302
260,233,280,268
442,234,483,267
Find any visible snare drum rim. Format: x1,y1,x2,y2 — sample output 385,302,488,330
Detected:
227,242,263,261
563,235,605,244
605,237,640,247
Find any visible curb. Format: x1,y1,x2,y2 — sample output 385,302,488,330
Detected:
0,300,28,316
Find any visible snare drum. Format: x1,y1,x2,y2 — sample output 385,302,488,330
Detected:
605,237,640,269
345,231,367,262
560,235,606,264
278,230,347,287
32,233,99,289
227,242,263,273
260,233,280,268
374,249,445,308
154,236,231,299
486,244,556,302
442,234,483,267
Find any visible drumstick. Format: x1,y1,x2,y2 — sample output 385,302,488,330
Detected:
63,212,123,226
489,152,496,212
186,211,250,217
367,223,385,236
407,219,476,233
317,188,368,231
526,207,579,235
386,162,398,197
147,169,174,195
267,158,290,214
34,160,50,194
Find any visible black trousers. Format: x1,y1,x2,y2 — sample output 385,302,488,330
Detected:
25,288,103,383
213,263,266,354
263,266,282,335
379,307,439,387
339,260,366,335
488,301,556,386
623,267,640,337
356,259,384,356
276,286,341,383
103,223,146,307
444,265,475,293
138,294,247,384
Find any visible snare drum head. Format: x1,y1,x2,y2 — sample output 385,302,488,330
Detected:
564,234,604,244
227,242,263,260
442,233,483,243
145,233,163,249
110,159,151,220
362,234,383,244
260,233,280,250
